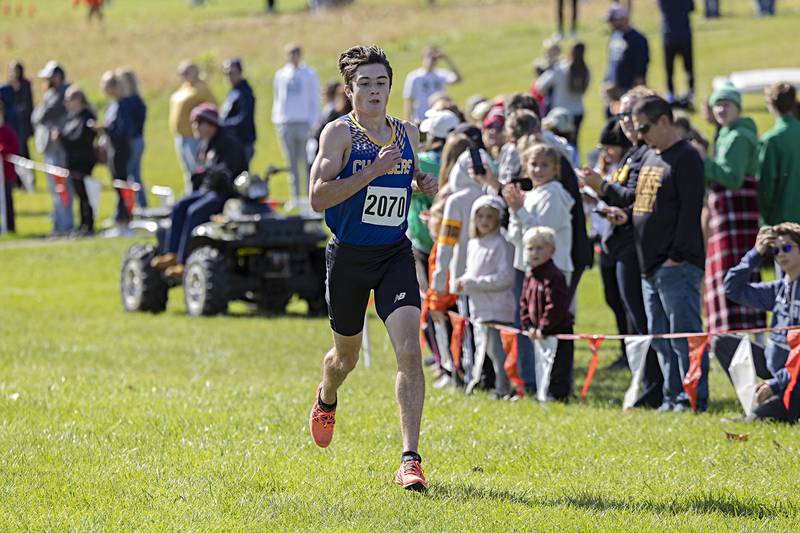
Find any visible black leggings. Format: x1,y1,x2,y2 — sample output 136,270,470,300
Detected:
2,178,14,232
549,338,574,401
557,0,578,34
600,251,630,359
664,40,695,95
70,172,94,233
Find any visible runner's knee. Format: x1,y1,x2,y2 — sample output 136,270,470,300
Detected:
327,349,359,372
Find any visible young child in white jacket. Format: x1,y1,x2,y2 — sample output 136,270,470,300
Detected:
503,142,575,283
455,195,516,398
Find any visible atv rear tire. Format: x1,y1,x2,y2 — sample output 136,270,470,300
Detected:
120,244,169,313
184,246,229,316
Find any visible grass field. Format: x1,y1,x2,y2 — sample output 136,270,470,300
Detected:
2,0,800,530
2,238,800,530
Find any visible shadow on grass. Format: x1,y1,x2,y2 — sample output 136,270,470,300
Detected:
427,483,796,519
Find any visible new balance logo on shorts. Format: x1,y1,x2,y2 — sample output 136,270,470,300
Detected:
394,292,406,304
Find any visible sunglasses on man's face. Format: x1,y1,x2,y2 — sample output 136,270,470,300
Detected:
772,243,796,256
636,122,653,134
615,111,632,122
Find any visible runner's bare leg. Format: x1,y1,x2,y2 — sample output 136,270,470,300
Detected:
320,332,362,405
385,306,425,452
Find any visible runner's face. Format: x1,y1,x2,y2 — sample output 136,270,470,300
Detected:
348,64,391,115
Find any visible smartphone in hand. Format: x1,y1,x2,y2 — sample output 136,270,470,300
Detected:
509,177,533,191
468,147,485,175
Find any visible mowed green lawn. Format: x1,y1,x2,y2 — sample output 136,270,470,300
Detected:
1,239,799,530
2,0,800,530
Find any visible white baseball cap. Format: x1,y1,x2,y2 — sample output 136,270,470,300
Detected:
419,110,460,139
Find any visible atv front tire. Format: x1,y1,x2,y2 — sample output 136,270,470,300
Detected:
184,246,229,316
120,244,169,313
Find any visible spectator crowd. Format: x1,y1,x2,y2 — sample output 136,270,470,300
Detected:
0,1,799,422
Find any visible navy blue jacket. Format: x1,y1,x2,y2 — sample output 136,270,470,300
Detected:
724,248,800,393
104,100,133,142
121,94,146,138
658,0,694,44
605,27,650,91
0,84,21,140
221,79,256,145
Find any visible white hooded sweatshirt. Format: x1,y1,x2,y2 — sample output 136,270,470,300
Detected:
431,149,490,294
507,179,575,274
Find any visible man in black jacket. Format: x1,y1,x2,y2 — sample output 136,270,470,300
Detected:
151,103,247,277
611,95,706,412
221,58,257,164
580,86,664,406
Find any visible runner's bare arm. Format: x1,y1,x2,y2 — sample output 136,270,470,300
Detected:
404,121,438,196
309,120,402,212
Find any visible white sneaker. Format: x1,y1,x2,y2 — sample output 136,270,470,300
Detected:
433,375,451,389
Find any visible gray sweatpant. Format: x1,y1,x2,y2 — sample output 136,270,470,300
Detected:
276,121,311,203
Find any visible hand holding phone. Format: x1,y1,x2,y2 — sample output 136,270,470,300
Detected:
468,147,485,176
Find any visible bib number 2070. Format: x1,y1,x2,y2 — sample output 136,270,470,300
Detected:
362,186,407,227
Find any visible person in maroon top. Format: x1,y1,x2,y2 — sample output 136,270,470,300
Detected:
520,226,575,400
0,100,20,232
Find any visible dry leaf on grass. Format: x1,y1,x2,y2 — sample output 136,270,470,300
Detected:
725,432,749,442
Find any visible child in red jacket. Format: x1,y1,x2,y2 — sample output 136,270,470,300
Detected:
520,226,575,400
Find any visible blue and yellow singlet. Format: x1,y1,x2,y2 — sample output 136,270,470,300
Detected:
324,113,415,246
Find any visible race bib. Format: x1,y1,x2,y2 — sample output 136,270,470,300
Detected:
361,186,407,227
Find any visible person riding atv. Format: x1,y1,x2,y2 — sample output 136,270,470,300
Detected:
151,103,250,277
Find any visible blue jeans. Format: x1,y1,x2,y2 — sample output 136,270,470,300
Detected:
128,136,147,208
755,0,775,15
641,262,708,409
174,135,201,194
166,190,228,264
44,145,73,234
514,268,537,391
705,0,720,17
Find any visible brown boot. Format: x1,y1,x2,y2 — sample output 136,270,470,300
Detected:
165,264,185,279
151,253,177,270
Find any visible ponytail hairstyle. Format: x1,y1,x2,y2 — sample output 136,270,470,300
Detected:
567,42,590,95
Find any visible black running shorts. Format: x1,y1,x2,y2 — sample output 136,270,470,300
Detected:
325,236,422,336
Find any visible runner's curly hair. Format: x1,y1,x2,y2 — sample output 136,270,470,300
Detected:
338,44,393,88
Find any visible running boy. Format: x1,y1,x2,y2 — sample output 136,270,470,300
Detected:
307,45,437,491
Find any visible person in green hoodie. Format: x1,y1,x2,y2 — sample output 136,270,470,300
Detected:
700,81,766,333
758,82,800,226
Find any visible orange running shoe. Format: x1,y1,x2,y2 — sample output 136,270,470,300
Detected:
394,459,428,492
309,385,336,448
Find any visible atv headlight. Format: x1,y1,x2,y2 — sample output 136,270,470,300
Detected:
237,222,256,235
223,199,243,219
